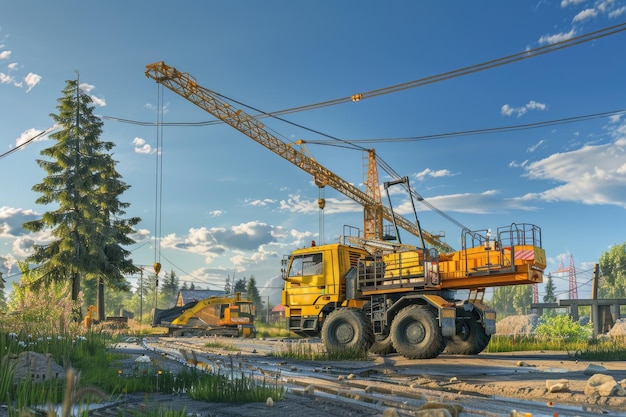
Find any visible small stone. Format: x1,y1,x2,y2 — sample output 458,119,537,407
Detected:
546,378,569,393
583,364,607,376
265,397,274,407
418,402,462,417
381,408,399,417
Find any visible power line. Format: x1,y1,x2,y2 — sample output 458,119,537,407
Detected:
304,109,626,145
0,125,58,160
102,22,626,127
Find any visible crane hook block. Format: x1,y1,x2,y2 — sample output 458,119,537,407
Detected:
318,198,326,209
154,262,162,275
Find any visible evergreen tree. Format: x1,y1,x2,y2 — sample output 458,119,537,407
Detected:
23,78,140,320
246,275,262,316
224,274,232,294
233,277,247,293
161,269,179,306
543,273,557,303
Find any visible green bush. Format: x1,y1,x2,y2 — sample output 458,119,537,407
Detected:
534,314,592,342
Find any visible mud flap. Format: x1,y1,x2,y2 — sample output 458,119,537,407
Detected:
471,301,496,335
440,307,456,337
482,310,496,335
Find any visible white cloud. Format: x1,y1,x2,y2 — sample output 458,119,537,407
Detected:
573,8,598,22
279,194,361,215
160,222,285,263
414,168,454,181
209,210,224,217
538,29,577,45
418,190,539,215
24,72,41,92
145,102,170,114
0,50,10,60
521,136,626,208
608,6,626,18
90,95,106,107
133,137,154,154
501,101,548,118
15,128,49,148
560,0,586,7
7,62,17,70
79,83,95,93
245,198,276,207
0,71,15,85
0,206,39,237
527,139,546,153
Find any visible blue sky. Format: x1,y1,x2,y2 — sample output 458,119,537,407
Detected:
1,1,625,306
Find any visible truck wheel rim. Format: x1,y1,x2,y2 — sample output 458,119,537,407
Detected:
405,322,426,344
335,322,355,344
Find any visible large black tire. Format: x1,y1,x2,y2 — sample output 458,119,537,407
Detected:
321,308,374,352
390,305,445,359
444,313,491,355
369,333,395,356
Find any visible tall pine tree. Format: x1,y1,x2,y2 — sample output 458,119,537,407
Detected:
246,275,262,316
543,273,557,303
23,78,140,320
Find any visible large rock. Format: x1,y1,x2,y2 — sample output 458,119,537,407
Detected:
584,373,626,397
4,351,66,385
496,314,539,335
609,318,626,337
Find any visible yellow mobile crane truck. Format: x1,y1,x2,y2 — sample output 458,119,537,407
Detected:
282,222,544,358
145,62,546,358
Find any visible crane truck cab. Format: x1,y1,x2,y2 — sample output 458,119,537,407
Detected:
282,223,546,359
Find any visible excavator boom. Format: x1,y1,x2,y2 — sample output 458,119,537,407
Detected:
145,62,454,253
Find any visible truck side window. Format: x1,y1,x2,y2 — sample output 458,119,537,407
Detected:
289,253,323,277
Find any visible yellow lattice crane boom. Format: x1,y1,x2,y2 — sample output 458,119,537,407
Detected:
145,61,454,253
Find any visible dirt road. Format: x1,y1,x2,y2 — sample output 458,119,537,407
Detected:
109,336,626,417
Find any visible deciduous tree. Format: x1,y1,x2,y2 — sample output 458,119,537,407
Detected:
599,243,626,299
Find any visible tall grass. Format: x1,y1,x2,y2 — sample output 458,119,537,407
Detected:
485,334,626,360
269,341,370,361
0,327,286,414
254,322,293,338
188,357,284,402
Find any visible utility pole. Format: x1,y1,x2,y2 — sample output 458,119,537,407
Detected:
140,267,144,323
135,264,156,324
591,263,600,337
591,263,599,300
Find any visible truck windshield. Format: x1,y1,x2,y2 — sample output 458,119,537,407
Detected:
289,253,323,277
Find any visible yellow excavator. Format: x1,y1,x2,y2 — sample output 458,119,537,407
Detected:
145,62,546,358
152,293,256,337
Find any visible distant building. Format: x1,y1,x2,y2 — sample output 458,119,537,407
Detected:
271,304,286,323
175,289,226,307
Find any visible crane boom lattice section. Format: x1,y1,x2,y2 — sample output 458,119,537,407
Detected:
145,61,454,253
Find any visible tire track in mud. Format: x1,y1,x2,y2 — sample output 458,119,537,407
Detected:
98,337,626,417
